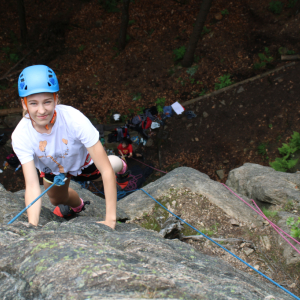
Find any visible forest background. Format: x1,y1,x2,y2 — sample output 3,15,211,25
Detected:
0,0,300,187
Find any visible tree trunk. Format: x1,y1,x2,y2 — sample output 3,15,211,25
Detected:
16,0,28,45
181,0,213,68
118,0,130,50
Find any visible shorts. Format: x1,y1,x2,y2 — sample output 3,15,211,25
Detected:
41,163,101,184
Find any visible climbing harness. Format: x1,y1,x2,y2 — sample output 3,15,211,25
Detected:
7,173,67,225
222,183,300,256
139,188,300,300
129,157,168,174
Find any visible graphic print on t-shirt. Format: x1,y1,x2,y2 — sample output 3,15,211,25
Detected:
38,140,68,173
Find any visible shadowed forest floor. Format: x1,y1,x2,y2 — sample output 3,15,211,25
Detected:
0,0,300,188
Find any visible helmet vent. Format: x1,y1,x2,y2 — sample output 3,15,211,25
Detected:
48,70,53,73
48,82,51,87
21,78,24,82
20,73,24,78
24,85,27,90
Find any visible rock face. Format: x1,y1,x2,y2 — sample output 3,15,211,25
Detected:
277,211,300,265
0,221,290,299
226,163,300,205
0,172,291,299
118,167,264,226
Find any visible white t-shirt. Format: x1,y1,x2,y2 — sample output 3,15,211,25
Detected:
12,105,99,176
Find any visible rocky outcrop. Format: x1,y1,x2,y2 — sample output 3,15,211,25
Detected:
277,211,300,265
0,172,292,299
226,163,300,205
0,219,290,299
118,167,264,226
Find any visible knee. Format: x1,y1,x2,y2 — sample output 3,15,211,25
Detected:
48,194,68,206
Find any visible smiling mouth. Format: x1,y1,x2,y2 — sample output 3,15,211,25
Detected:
38,115,48,119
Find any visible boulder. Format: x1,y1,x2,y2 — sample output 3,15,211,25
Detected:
118,167,263,226
0,170,293,299
226,163,300,205
0,220,291,299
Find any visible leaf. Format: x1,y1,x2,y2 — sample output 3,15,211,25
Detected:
287,158,298,169
286,217,295,226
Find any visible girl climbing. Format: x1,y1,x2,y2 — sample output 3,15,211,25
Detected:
12,65,119,229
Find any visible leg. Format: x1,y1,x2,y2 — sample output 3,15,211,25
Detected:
43,177,81,207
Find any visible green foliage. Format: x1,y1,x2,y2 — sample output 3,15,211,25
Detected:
270,131,300,172
258,143,268,156
176,77,186,86
156,97,166,113
78,45,85,52
269,1,284,14
186,65,198,76
194,55,200,63
221,9,229,15
201,26,211,36
137,106,145,114
286,217,300,240
214,74,233,90
126,34,131,42
190,78,195,84
98,0,120,12
2,46,19,63
121,114,128,123
0,85,7,90
288,0,298,7
199,89,206,96
269,124,273,128
173,46,186,61
132,92,142,101
128,20,135,25
279,47,295,55
262,207,278,218
254,47,273,69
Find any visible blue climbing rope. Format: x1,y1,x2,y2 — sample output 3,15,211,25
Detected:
66,181,300,299
140,188,300,300
7,173,67,225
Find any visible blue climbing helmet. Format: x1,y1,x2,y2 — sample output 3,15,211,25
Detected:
18,65,59,97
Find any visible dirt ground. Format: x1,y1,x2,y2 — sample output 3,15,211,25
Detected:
1,0,300,189
131,187,300,297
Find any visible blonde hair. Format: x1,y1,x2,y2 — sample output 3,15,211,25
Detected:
22,94,60,118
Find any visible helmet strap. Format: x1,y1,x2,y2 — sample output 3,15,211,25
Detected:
45,93,57,130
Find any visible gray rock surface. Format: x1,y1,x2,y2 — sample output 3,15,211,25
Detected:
277,211,300,265
118,167,263,226
0,169,293,299
226,163,300,205
0,218,290,299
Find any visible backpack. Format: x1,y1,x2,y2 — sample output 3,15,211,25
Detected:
108,131,118,143
131,115,147,126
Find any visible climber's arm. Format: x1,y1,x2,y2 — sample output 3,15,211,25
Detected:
87,140,117,229
22,160,42,226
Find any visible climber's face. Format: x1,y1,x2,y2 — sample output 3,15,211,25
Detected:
21,92,57,129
